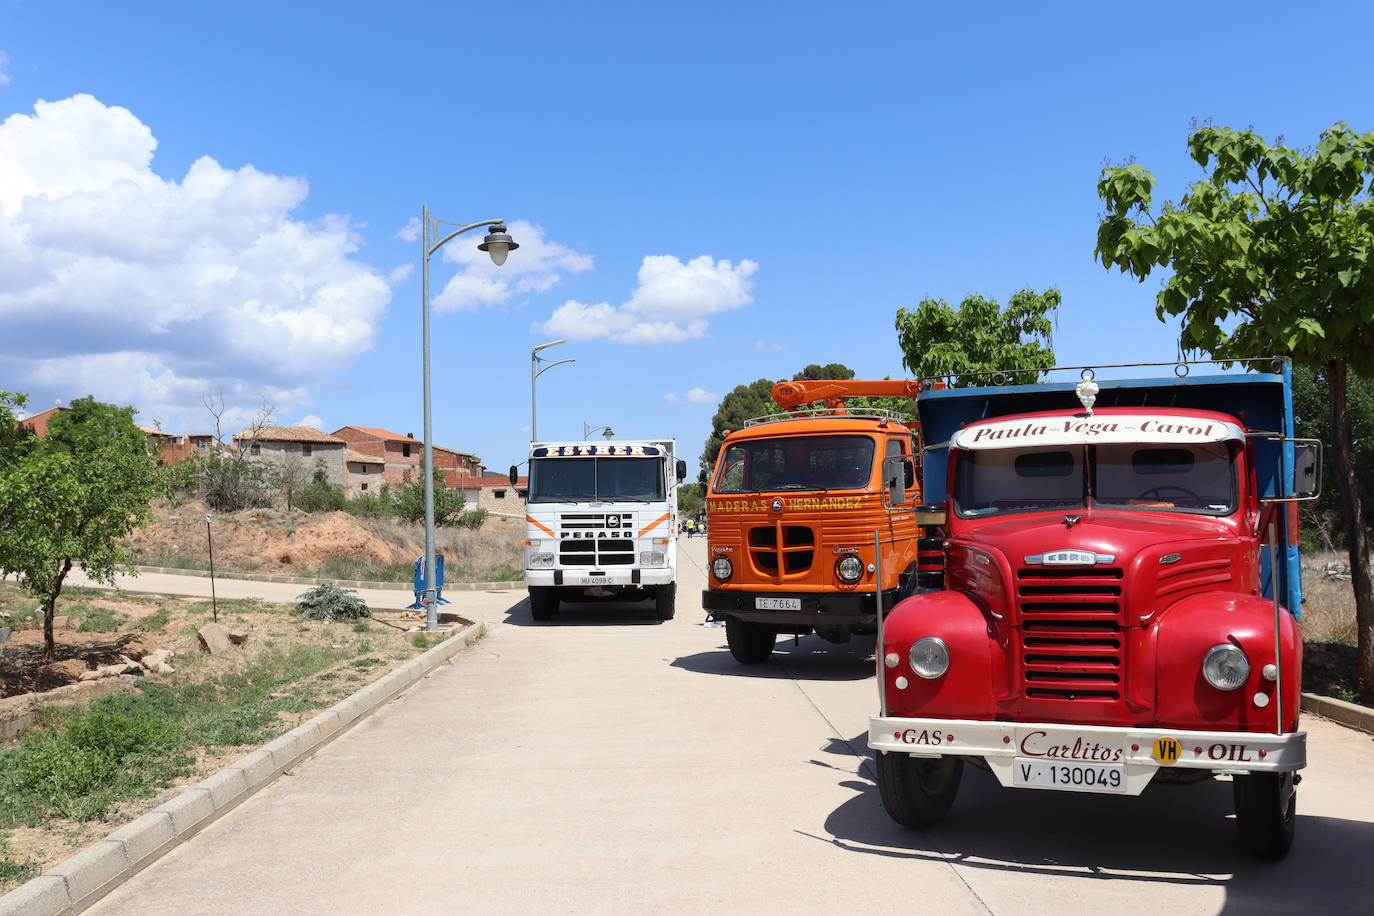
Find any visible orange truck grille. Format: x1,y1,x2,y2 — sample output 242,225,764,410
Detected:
1016,567,1124,701
748,524,815,578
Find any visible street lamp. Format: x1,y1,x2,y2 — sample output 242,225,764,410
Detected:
531,339,574,441
420,205,518,631
583,422,614,440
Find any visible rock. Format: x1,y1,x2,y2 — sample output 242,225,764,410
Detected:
226,629,249,645
52,615,69,629
70,618,83,631
197,622,233,655
45,659,89,681
141,649,175,675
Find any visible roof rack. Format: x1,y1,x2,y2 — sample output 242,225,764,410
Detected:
923,356,1288,389
743,407,909,428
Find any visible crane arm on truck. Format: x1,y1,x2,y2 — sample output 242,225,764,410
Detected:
770,378,922,411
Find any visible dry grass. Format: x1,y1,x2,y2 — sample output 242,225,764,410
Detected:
1300,553,1360,645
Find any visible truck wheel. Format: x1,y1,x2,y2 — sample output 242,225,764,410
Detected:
1233,771,1296,858
528,587,558,622
725,619,776,664
654,583,676,620
875,751,963,829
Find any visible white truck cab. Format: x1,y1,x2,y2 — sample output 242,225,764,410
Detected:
515,439,686,621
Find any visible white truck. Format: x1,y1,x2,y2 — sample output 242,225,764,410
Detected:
514,439,687,621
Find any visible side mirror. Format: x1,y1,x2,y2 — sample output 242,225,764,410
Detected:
676,459,687,482
1293,442,1321,499
509,465,519,487
913,504,947,526
882,455,912,508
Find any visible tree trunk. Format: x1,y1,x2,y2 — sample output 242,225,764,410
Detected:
1327,361,1374,704
40,560,73,662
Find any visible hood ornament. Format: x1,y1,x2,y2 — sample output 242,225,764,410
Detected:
1063,514,1081,528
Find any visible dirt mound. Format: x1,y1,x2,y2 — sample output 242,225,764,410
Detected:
0,634,152,698
126,501,522,578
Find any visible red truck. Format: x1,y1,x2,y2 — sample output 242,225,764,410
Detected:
868,362,1320,858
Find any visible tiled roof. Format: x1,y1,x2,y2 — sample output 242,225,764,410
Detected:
345,449,384,464
234,426,344,444
333,426,416,443
433,444,478,459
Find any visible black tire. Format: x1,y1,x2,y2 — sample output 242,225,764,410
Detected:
528,587,558,622
654,583,676,620
1233,771,1296,859
875,751,963,829
725,618,776,664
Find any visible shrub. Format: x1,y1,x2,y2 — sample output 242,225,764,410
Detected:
296,582,371,621
295,480,346,513
76,606,124,633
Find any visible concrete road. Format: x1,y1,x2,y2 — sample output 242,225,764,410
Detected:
57,567,423,611
88,539,1374,915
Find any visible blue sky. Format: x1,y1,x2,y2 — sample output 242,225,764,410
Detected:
2,0,1371,474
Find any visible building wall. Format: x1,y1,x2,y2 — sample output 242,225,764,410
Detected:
247,441,346,488
458,484,528,514
345,460,384,498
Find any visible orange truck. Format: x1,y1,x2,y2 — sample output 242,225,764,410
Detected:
702,379,935,663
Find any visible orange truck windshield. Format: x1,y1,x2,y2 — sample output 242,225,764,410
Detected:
714,435,875,493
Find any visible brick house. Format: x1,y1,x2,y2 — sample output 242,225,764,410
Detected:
234,426,347,488
17,406,67,436
331,426,483,487
22,407,210,465
456,475,528,514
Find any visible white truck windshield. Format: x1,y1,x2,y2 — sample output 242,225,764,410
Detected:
954,442,1237,518
528,457,665,503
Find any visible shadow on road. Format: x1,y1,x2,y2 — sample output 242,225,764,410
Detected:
671,632,877,681
815,735,1374,911
500,596,667,627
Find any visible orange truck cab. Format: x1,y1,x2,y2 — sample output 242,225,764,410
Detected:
702,379,932,663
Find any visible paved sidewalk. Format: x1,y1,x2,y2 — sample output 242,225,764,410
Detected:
80,540,1374,914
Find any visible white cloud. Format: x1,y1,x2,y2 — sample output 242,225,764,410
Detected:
387,264,414,286
431,220,592,312
664,387,717,404
755,339,785,351
296,413,324,430
394,216,420,243
0,52,10,87
0,94,390,433
536,254,756,344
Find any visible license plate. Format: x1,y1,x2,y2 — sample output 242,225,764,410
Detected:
1013,759,1127,794
755,597,801,610
579,576,607,585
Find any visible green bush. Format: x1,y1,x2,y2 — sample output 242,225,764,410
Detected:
296,582,371,621
76,606,124,633
295,480,346,513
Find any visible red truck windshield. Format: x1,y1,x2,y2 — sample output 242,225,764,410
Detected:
953,442,1238,518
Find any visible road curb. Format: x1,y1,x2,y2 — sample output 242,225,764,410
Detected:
0,621,483,916
125,565,522,592
1301,691,1374,736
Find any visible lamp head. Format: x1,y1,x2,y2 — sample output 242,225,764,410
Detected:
602,427,614,440
479,224,519,266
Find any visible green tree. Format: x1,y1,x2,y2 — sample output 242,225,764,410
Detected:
1095,122,1374,701
0,396,160,660
699,377,777,484
894,289,1060,386
393,468,467,525
0,391,34,461
1292,366,1374,552
677,482,705,517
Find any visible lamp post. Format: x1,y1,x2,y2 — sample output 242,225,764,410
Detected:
531,340,574,441
420,205,518,631
582,422,614,440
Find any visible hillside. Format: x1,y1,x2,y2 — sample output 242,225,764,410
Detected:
125,500,523,583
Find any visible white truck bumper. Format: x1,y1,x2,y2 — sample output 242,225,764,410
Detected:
869,716,1306,797
525,568,675,588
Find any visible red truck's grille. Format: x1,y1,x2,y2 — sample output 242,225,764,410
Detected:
1017,567,1124,701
